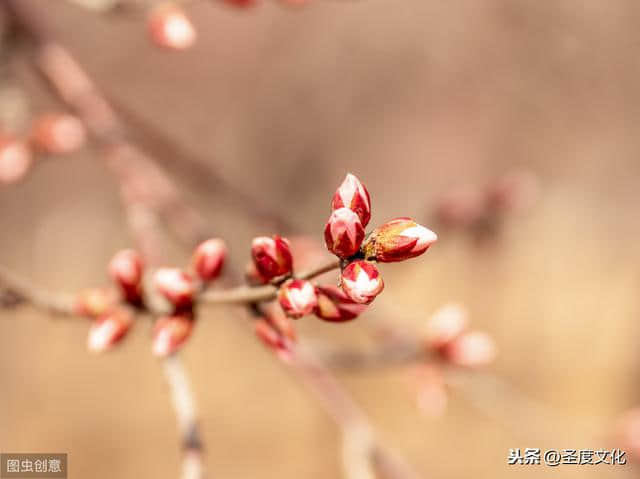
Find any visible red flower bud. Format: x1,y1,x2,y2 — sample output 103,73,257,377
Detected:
108,249,144,303
30,113,86,155
324,208,365,259
331,173,371,227
340,260,383,304
152,313,194,357
251,235,293,281
0,135,32,184
73,288,117,318
87,309,134,353
314,285,367,322
363,217,437,263
191,238,226,282
443,331,496,367
153,268,196,310
277,279,317,319
148,3,196,51
422,304,468,350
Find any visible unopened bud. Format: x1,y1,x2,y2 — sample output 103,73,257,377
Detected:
363,217,437,263
0,135,32,184
251,235,293,281
87,309,134,353
324,207,365,259
331,173,371,227
108,249,144,304
192,238,226,282
152,313,195,357
278,279,317,319
422,303,468,350
30,113,86,155
148,3,196,51
73,288,117,318
153,268,196,310
443,331,496,367
340,260,383,304
314,285,367,322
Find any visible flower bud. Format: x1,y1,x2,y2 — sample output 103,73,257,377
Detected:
324,208,365,259
340,260,383,304
363,217,437,263
0,135,32,184
277,279,317,319
422,303,468,350
314,285,367,322
153,268,196,310
443,331,496,367
251,235,293,281
30,113,86,155
152,313,194,357
108,249,144,304
191,238,226,282
331,173,371,227
148,3,196,51
87,309,134,353
73,288,117,318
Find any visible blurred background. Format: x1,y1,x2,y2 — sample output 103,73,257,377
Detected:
1,0,639,477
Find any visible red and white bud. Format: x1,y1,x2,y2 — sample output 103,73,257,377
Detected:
30,113,86,155
73,288,117,318
314,285,368,322
278,279,317,319
331,173,371,227
363,217,437,263
443,331,496,367
324,208,365,259
148,3,196,51
191,238,226,282
87,309,134,353
340,260,384,304
152,313,195,357
0,135,32,184
108,249,144,303
251,235,293,281
153,268,196,310
422,303,468,350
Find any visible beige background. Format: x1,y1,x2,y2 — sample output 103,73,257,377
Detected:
1,0,640,477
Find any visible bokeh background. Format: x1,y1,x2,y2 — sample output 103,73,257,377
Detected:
1,0,640,477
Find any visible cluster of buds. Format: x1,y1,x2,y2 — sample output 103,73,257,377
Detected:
434,169,539,240
250,172,437,352
411,304,496,417
75,238,227,356
146,0,310,51
0,113,87,184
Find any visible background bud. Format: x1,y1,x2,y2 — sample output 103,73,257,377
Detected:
364,217,437,263
331,173,371,227
192,238,226,282
443,331,496,367
73,288,117,318
314,285,367,322
251,235,293,281
340,260,384,304
278,279,317,319
153,268,196,310
422,303,468,350
30,113,86,155
108,249,144,303
324,207,365,259
148,3,196,51
0,135,32,184
87,309,134,353
152,313,194,357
